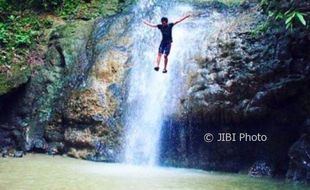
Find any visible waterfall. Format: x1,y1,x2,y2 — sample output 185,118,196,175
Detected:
123,0,227,165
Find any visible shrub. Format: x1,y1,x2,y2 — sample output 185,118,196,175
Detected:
3,0,63,11
260,0,309,31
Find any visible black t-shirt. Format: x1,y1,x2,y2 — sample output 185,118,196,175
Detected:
157,23,174,43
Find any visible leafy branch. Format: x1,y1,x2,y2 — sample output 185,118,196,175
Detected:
260,0,309,31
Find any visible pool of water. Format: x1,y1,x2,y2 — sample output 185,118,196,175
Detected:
0,154,307,190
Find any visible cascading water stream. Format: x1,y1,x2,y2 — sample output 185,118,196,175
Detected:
123,0,171,165
123,0,230,165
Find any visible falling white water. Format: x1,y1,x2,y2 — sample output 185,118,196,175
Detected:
123,0,233,165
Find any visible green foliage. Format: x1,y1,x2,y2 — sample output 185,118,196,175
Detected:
0,0,126,67
251,20,270,36
57,0,80,18
0,14,54,97
2,0,63,11
285,11,306,30
0,23,9,44
259,0,309,31
1,0,127,19
0,14,51,64
0,0,128,95
269,10,307,30
35,0,63,10
56,0,124,19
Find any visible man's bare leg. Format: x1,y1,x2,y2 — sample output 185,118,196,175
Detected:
163,55,168,73
156,53,162,67
154,53,162,71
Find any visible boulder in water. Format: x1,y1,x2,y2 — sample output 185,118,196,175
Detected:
14,150,24,158
249,161,273,177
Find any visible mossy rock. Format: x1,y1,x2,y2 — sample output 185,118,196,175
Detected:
0,64,31,96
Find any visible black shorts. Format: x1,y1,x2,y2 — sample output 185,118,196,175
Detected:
159,41,172,55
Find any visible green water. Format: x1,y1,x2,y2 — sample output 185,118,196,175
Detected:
0,154,308,190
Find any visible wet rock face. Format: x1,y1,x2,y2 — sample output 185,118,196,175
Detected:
160,1,310,178
42,15,132,161
0,13,132,161
56,15,132,161
13,20,97,155
286,132,310,183
64,89,116,124
183,28,310,125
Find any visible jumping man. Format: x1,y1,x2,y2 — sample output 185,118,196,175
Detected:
143,14,191,73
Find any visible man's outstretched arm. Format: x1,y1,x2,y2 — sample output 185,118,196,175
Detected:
174,14,191,25
143,20,157,28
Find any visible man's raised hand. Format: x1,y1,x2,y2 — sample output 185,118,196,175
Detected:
174,14,191,25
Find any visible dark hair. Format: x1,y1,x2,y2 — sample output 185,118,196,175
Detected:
161,17,168,23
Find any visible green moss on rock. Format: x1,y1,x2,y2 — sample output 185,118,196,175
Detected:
0,64,31,95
